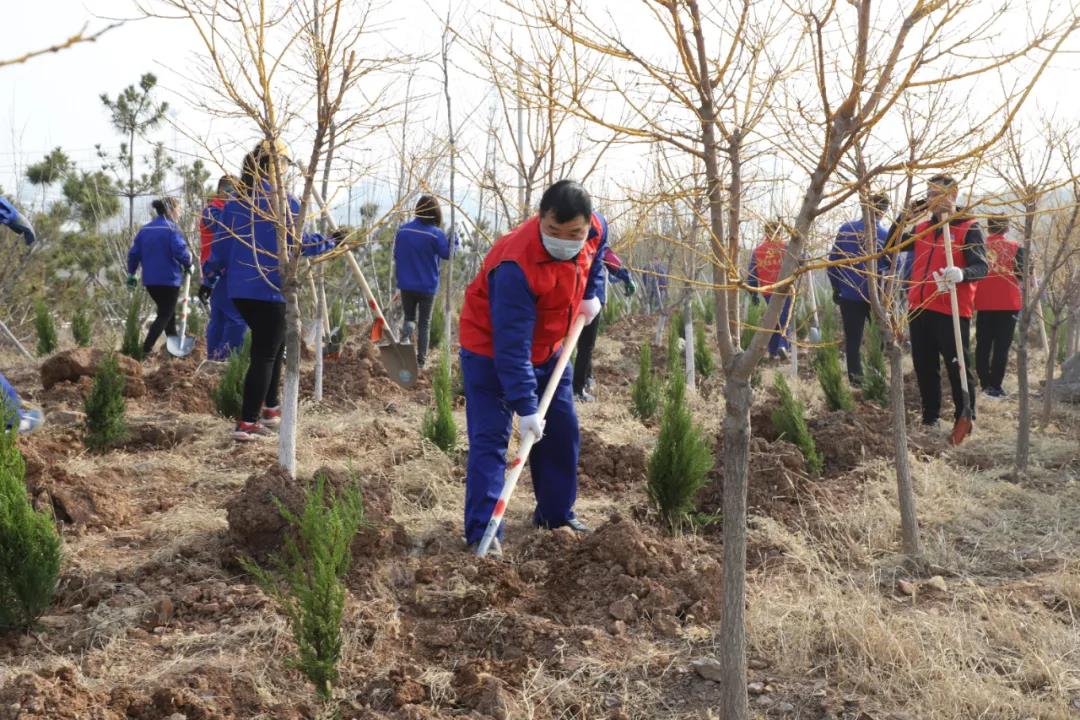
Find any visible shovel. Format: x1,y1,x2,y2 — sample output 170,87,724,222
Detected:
305,184,418,388
941,219,973,445
476,313,589,558
166,272,195,358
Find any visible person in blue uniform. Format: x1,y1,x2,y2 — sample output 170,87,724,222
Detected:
127,197,193,357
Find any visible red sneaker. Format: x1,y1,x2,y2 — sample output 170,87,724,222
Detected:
232,421,274,442
260,406,282,428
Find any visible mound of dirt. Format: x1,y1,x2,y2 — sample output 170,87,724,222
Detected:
21,436,133,529
37,378,92,409
225,464,405,564
701,436,810,527
301,340,399,406
0,667,116,720
40,348,145,398
808,405,894,474
118,414,201,451
144,357,216,414
577,429,648,493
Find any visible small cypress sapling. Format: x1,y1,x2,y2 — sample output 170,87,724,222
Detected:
771,373,823,475
862,318,889,406
0,416,62,631
213,333,251,419
121,291,145,360
242,473,365,701
71,306,93,347
647,372,713,533
813,343,854,411
665,318,683,376
630,344,661,421
83,352,127,452
34,300,58,356
693,319,714,379
422,352,457,453
601,288,622,328
186,306,205,340
741,297,765,350
427,298,444,350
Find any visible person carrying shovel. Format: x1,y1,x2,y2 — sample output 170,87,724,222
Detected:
126,197,193,359
198,176,247,361
458,180,607,556
890,175,988,441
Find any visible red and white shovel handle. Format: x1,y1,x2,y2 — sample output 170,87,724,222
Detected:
476,313,589,557
940,220,970,397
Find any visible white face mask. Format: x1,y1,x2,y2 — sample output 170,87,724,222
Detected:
542,233,585,260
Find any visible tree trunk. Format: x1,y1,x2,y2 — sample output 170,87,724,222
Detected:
1040,322,1060,427
279,282,302,476
1014,309,1032,477
313,269,325,403
683,295,696,391
887,342,922,557
719,374,751,720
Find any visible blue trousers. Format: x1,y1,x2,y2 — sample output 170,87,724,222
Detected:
461,349,580,545
1,371,18,426
766,295,792,357
206,280,247,360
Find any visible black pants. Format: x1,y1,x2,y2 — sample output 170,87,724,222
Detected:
975,310,1017,390
400,290,435,366
572,317,601,395
909,309,976,424
233,299,286,424
143,285,180,356
838,299,871,381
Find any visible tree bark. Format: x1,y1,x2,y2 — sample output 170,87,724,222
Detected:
1040,322,1060,427
683,295,696,391
279,281,302,476
888,342,921,557
1014,197,1037,479
719,375,751,720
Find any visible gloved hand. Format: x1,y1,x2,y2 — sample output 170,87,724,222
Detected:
933,266,964,292
622,279,636,297
197,284,213,304
749,292,761,306
580,296,602,325
0,197,35,245
330,227,351,244
518,413,546,441
126,274,138,289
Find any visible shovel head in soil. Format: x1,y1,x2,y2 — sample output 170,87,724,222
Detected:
949,410,972,446
166,334,195,358
378,341,418,388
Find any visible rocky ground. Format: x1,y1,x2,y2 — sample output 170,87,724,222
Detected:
1,316,1078,720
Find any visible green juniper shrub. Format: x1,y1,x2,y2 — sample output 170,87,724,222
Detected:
83,352,127,452
328,298,348,354
427,299,444,351
813,343,854,412
696,295,715,326
771,373,823,475
121,291,145,360
631,344,662,421
422,352,457,453
694,319,714,379
34,300,58,356
71,306,93,348
862,318,890,406
241,473,364,701
213,333,251,419
666,318,683,376
741,296,765,351
0,416,61,631
647,372,713,533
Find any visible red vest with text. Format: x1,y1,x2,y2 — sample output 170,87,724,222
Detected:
459,213,603,365
199,196,226,264
752,240,785,291
973,234,1021,312
907,218,977,318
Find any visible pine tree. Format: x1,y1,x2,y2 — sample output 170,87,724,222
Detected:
83,353,127,452
422,353,457,453
771,373,823,475
34,300,58,356
71,306,93,347
121,291,145,360
862,318,889,406
242,473,364,700
213,334,251,419
0,418,62,631
813,343,854,411
647,372,713,533
741,297,765,350
427,298,444,351
631,344,662,421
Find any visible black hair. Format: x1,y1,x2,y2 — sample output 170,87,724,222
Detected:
152,197,179,217
217,175,234,194
238,147,270,198
539,180,592,224
415,195,443,227
928,174,957,189
987,214,1010,235
869,193,890,213
763,218,784,239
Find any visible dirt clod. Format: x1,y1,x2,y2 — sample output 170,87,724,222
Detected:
40,348,145,398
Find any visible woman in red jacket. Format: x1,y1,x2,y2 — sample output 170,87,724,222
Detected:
973,214,1023,398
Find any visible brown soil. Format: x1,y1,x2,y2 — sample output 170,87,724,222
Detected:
40,348,146,399
300,340,401,408
702,435,811,528
143,357,217,415
577,429,648,493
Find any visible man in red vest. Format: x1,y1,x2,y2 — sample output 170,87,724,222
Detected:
892,175,988,427
747,219,792,360
973,214,1023,398
458,180,607,556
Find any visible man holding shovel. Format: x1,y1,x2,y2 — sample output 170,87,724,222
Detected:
892,175,987,440
458,180,607,556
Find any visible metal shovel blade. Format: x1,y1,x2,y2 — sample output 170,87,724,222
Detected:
166,334,195,358
378,341,419,388
808,326,822,344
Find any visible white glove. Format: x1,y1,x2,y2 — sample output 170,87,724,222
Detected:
933,266,964,292
518,413,546,441
580,296,602,325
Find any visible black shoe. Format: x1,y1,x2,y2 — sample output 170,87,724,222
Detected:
776,348,789,362
574,391,596,403
849,374,864,386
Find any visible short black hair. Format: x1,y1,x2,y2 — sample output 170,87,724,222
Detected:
151,197,179,217
928,174,957,189
987,213,1010,235
415,195,442,227
217,175,234,194
539,180,592,224
869,193,890,213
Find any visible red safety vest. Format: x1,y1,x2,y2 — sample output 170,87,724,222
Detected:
199,196,226,264
907,218,977,318
751,240,785,289
459,213,603,365
974,234,1021,312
